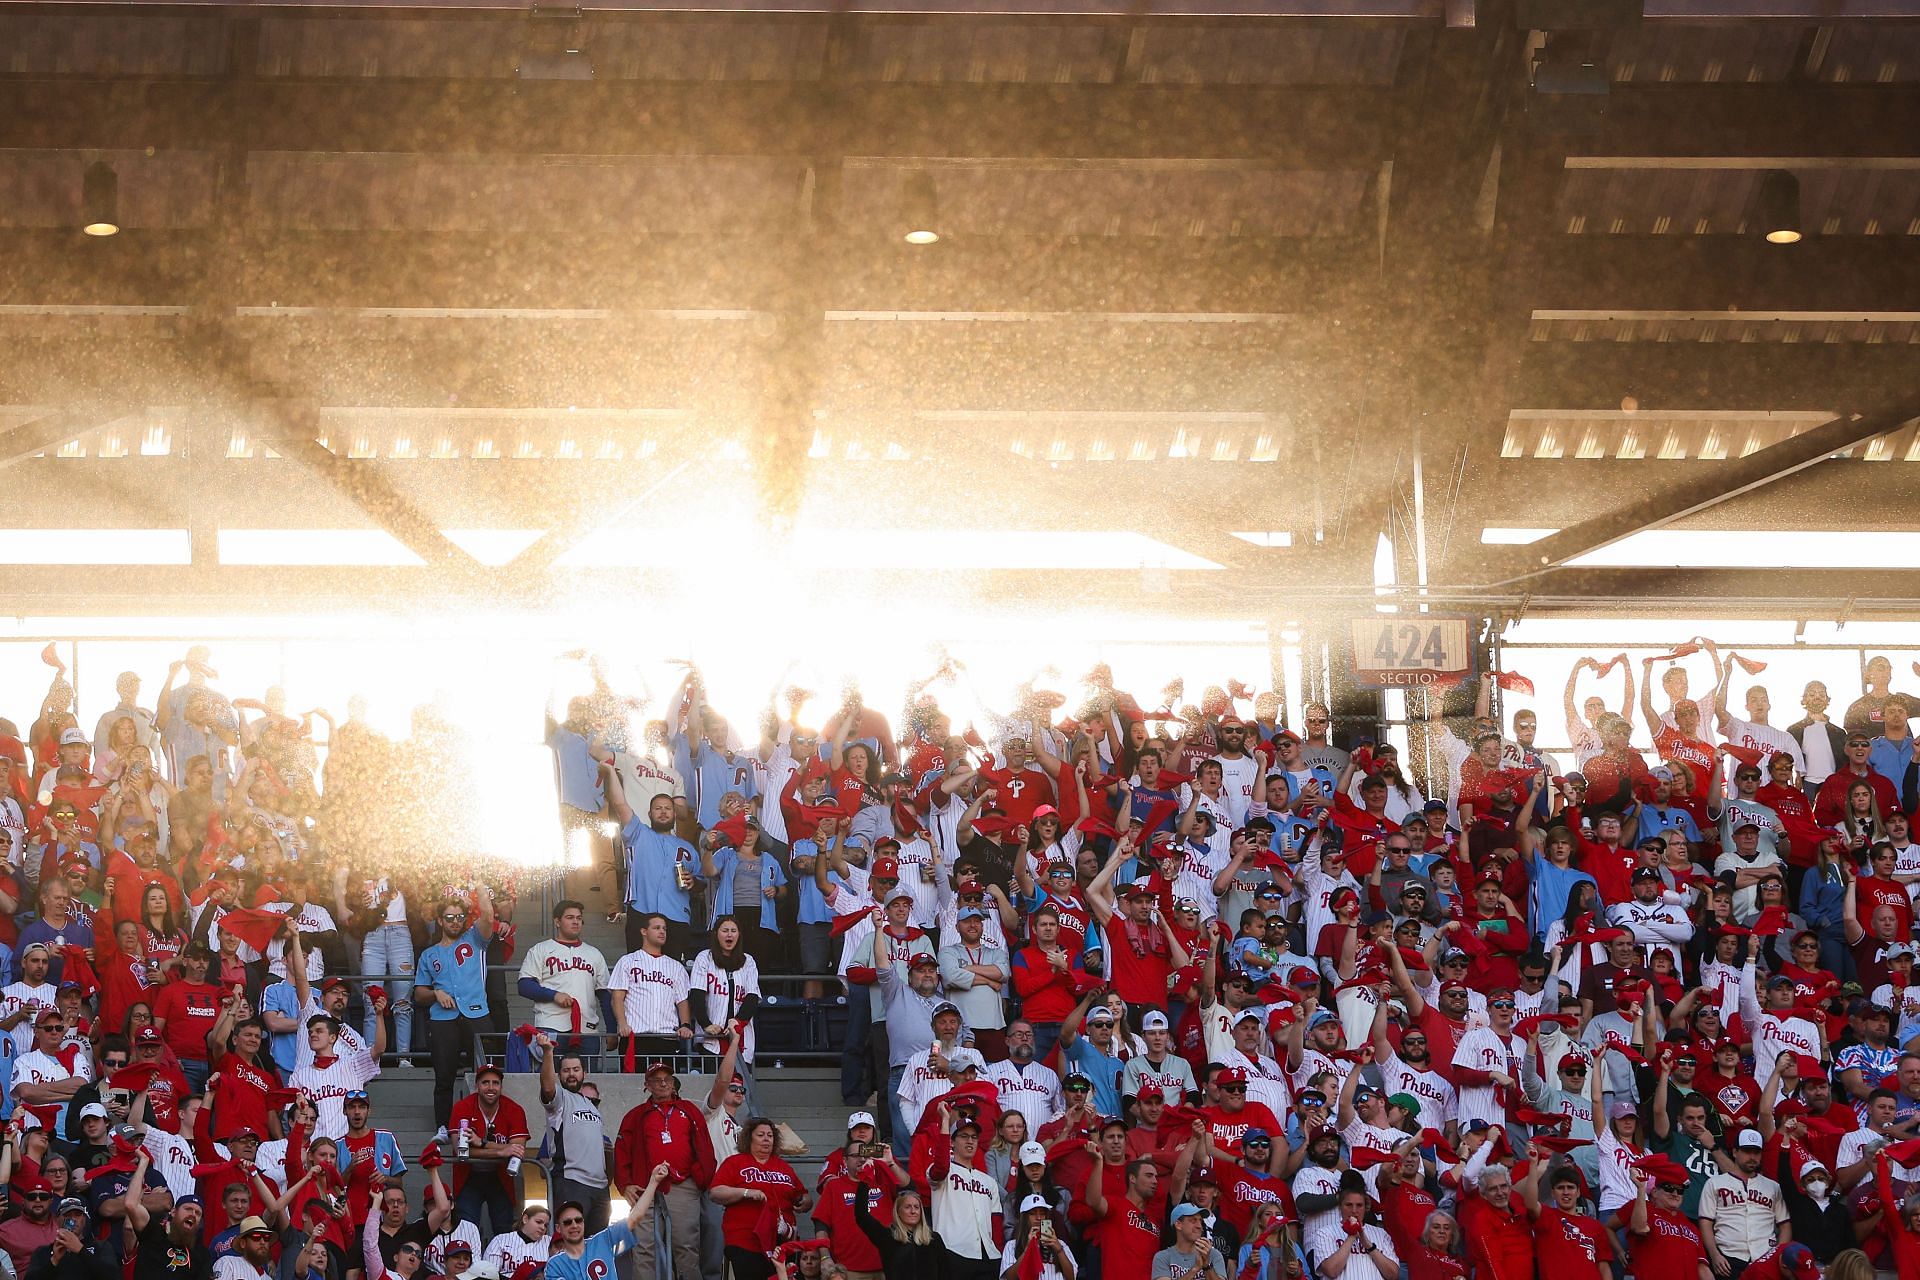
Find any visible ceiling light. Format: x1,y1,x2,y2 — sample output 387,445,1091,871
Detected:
1757,170,1801,245
902,171,940,245
81,161,119,237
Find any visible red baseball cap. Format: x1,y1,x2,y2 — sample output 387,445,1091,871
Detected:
134,1025,162,1044
1216,1067,1248,1085
871,856,900,880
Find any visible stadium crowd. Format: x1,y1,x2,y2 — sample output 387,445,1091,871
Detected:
1,640,1920,1279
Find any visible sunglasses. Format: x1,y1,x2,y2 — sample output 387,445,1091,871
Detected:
1065,1085,1091,1093
1490,1000,1514,1009
1561,1065,1588,1076
1220,1085,1247,1094
22,1192,51,1202
1299,1094,1327,1106
1243,1138,1271,1147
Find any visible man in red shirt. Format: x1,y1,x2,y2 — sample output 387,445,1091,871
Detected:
1085,1155,1163,1280
812,1141,902,1279
1625,1164,1711,1279
1386,944,1469,1080
1374,1140,1437,1262
1457,867,1528,990
1814,732,1902,825
1195,1070,1282,1159
152,942,221,1091
446,1063,530,1243
613,1060,716,1280
1087,873,1187,1011
1457,1159,1534,1280
1522,1155,1614,1278
977,737,1057,830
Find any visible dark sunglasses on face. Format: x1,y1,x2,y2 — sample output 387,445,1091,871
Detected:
1299,1094,1326,1107
1220,1084,1247,1094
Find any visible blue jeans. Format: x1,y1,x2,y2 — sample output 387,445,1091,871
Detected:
840,995,872,1105
888,1063,909,1158
360,923,414,1059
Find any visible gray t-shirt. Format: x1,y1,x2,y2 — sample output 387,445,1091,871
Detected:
1151,1244,1226,1280
544,1083,609,1187
731,854,763,918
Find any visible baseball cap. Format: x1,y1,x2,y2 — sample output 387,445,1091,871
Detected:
909,952,941,968
58,728,86,746
1887,942,1918,961
1422,800,1448,813
1734,1128,1764,1150
644,1061,675,1077
848,1111,878,1130
55,1197,88,1219
77,1103,108,1121
1241,1127,1271,1145
1031,804,1060,820
1650,765,1673,782
871,856,901,880
1125,878,1158,898
946,1048,985,1073
1386,1092,1421,1118
1169,1204,1203,1223
1216,1067,1248,1085
1234,1009,1264,1026
1063,1072,1094,1090
134,1025,162,1045
1308,1008,1338,1028
1141,1011,1169,1032
1018,1141,1048,1166
1020,1193,1054,1214
956,907,988,921
1631,867,1661,884
475,1062,504,1080
887,888,917,907
930,1000,961,1019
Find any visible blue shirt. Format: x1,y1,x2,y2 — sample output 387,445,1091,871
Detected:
548,724,605,813
705,846,788,933
417,925,490,1020
688,741,760,829
1869,735,1915,792
622,820,698,921
336,1129,407,1181
790,841,833,926
260,980,301,1074
1527,859,1598,939
1125,787,1182,835
546,1221,637,1280
1634,803,1704,847
16,915,93,985
1062,1034,1125,1119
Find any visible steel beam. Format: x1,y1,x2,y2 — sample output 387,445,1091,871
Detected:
1476,393,1920,588
0,408,131,467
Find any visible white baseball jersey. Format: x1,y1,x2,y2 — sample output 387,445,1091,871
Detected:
1221,1046,1290,1116
484,1230,551,1274
425,1221,483,1276
143,1126,200,1200
985,1059,1062,1134
296,995,372,1071
1753,1012,1823,1089
1607,899,1694,967
899,1043,963,1133
520,938,611,1035
1449,1028,1521,1129
1213,754,1261,827
264,903,337,980
213,1257,272,1280
688,950,760,1061
1,982,57,1056
607,949,690,1037
1380,1052,1456,1129
288,1048,377,1140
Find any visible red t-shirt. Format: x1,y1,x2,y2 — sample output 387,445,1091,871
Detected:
1652,728,1715,798
1534,1205,1613,1277
977,766,1057,829
1089,1199,1161,1280
153,980,222,1064
1380,1179,1437,1259
1701,1069,1760,1132
711,1154,803,1252
1404,1245,1469,1280
811,1175,891,1272
1856,876,1913,936
1194,1102,1282,1160
447,1095,530,1197
207,1049,277,1142
1211,1162,1290,1238
1627,1204,1708,1274
341,1129,404,1226
1104,917,1172,1006
1459,1191,1534,1280
1414,1006,1469,1083
140,1060,192,1132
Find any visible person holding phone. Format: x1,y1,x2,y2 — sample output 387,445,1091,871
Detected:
1004,1194,1077,1280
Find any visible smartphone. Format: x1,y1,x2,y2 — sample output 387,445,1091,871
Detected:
860,1142,886,1159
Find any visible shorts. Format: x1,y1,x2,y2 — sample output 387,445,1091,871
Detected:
798,922,834,973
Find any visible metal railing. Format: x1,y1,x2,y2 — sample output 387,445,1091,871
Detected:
341,966,853,1072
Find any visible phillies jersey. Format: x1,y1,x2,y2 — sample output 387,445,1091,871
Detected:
607,949,689,1038
1535,1205,1612,1276
287,1049,377,1140
977,765,1056,829
418,926,490,1020
484,1229,551,1275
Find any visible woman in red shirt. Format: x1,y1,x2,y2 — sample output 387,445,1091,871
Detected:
710,1117,809,1280
1400,1212,1467,1280
94,918,155,1036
